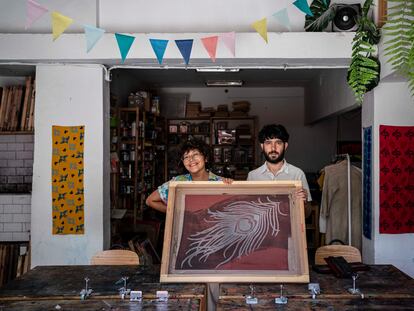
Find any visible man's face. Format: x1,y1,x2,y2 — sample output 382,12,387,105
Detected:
261,138,288,164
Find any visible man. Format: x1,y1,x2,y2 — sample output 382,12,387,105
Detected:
247,124,312,203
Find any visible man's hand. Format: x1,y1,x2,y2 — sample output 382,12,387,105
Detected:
222,178,233,184
295,187,308,201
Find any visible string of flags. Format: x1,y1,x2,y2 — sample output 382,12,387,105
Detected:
25,0,313,64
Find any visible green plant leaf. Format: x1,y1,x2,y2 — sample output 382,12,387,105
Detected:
305,0,333,32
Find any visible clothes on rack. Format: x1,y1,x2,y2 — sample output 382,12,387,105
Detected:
319,159,362,251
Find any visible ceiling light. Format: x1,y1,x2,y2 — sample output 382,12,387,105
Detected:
196,68,240,73
205,80,243,87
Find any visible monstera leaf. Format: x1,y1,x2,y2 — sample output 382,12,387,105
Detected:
383,0,414,97
305,0,334,31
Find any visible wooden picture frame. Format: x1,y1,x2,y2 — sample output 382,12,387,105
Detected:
160,181,309,283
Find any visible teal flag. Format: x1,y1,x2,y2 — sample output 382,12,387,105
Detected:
84,25,105,53
175,39,193,65
115,33,135,63
293,0,313,16
150,39,169,64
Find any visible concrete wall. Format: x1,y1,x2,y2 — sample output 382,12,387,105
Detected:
31,64,107,266
362,81,414,277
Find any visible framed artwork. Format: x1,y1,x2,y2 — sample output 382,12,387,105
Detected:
160,181,309,283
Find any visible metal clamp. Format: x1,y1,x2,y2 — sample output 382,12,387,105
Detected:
348,273,364,298
245,284,258,305
130,290,142,302
118,276,131,299
308,283,320,299
156,290,169,302
275,285,288,305
80,277,93,300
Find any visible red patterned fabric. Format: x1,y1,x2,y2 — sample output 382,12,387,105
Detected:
379,125,414,233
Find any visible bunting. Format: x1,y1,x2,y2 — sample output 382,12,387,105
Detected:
293,0,313,16
201,36,218,62
84,25,105,53
272,8,291,31
25,0,48,29
220,32,236,57
115,33,135,63
150,39,169,64
251,18,268,43
175,39,193,65
21,0,315,63
51,11,73,41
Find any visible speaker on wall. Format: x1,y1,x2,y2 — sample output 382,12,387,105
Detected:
332,4,361,32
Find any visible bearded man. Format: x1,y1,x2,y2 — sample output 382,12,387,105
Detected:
247,124,312,203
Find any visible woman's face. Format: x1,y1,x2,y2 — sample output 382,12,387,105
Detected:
181,148,206,175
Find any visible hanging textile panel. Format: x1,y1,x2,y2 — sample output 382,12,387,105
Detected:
52,125,85,235
379,125,414,234
363,126,372,239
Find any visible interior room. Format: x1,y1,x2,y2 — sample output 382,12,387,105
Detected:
0,0,413,309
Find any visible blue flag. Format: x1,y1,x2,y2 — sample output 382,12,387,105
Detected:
150,39,169,64
115,33,135,63
175,39,193,65
84,25,105,53
293,0,313,16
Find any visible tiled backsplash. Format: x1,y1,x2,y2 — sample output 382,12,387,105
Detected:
0,135,34,193
0,194,31,241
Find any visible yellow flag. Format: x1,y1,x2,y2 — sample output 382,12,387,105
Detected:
51,11,73,41
251,18,268,43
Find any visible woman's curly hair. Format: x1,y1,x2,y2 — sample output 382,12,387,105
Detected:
178,138,211,170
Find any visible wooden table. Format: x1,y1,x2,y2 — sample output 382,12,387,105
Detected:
218,265,414,310
0,265,205,310
1,265,413,310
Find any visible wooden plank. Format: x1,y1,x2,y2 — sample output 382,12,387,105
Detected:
27,80,35,131
0,86,7,129
20,76,32,131
217,298,414,310
0,298,203,311
219,265,414,299
12,86,23,131
0,265,205,300
3,86,14,131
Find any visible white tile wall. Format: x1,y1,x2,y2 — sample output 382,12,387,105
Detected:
0,194,31,241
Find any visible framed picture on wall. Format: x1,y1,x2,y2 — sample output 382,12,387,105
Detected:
160,181,309,283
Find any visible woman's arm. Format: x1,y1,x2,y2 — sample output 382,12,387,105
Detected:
146,189,167,213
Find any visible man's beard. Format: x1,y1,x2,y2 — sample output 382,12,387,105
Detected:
263,148,285,164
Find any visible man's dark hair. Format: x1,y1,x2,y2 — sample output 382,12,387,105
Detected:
178,137,211,169
258,124,289,143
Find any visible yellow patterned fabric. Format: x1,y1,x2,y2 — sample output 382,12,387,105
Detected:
52,125,85,235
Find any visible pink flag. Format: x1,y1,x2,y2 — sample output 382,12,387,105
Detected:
220,32,236,57
25,0,48,29
201,36,218,62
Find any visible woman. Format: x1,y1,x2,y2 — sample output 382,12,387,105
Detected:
146,138,231,213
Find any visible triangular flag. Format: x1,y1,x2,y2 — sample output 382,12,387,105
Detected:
175,39,193,65
220,32,236,57
251,18,268,43
293,0,313,16
149,39,169,64
115,33,135,63
84,25,105,53
201,36,218,62
51,11,73,41
272,8,291,31
25,0,48,29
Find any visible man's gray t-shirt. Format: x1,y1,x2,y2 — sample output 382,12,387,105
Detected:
247,160,312,201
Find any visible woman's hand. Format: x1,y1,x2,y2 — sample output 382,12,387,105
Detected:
222,178,233,184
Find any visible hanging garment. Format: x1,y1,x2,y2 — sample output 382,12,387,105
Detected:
319,160,362,251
